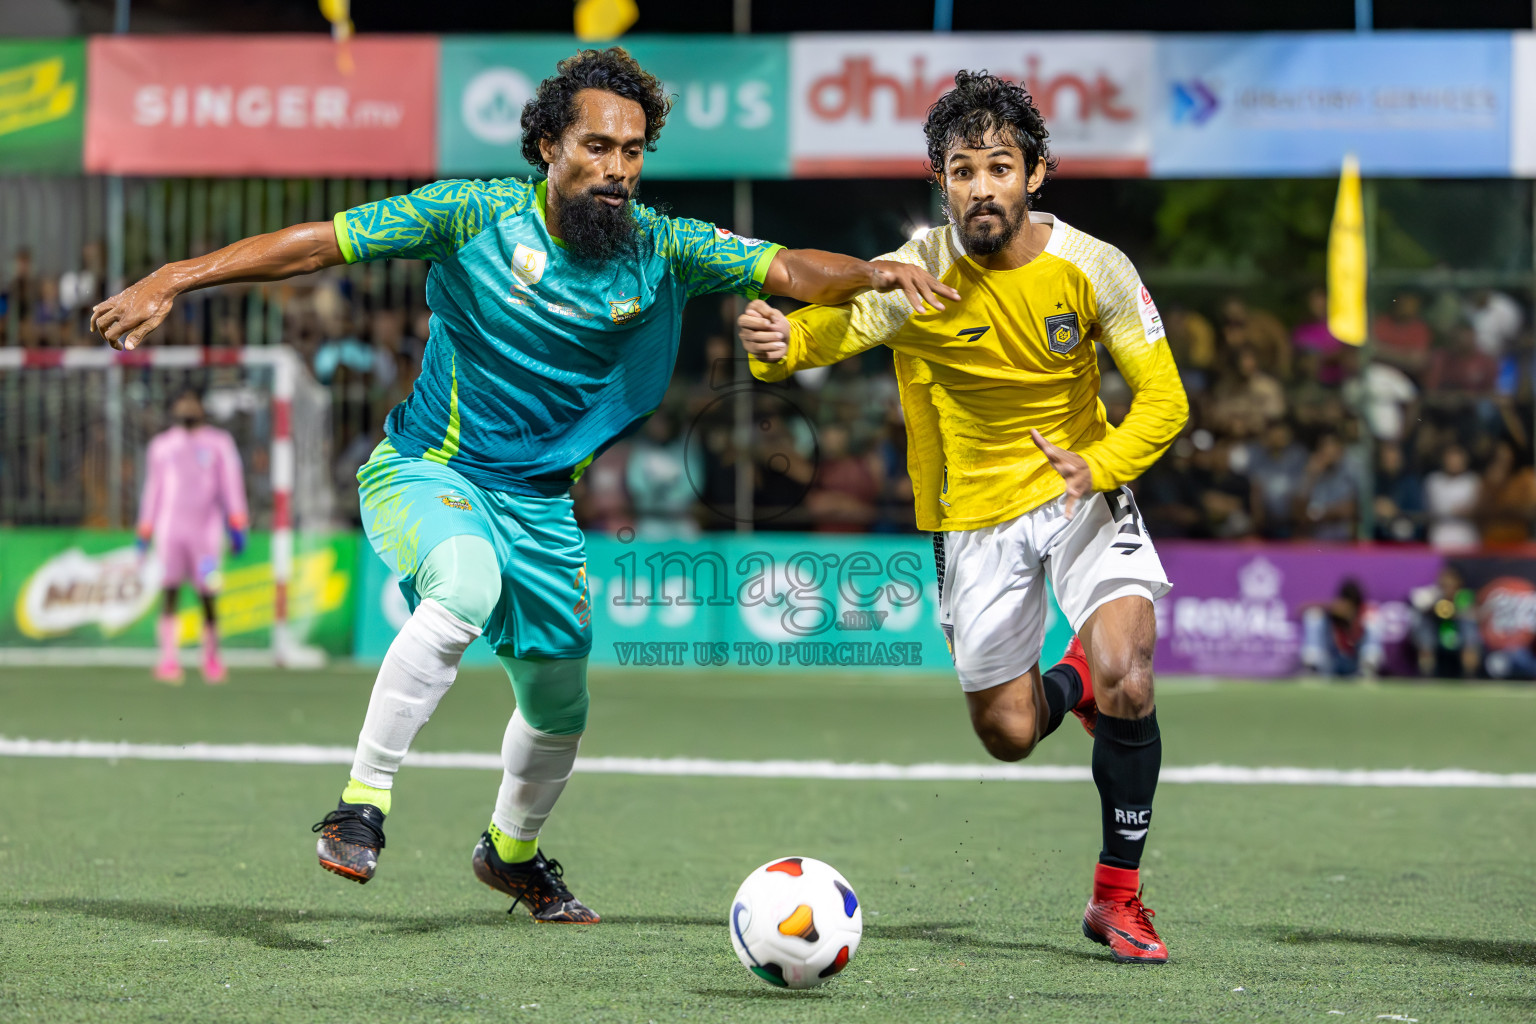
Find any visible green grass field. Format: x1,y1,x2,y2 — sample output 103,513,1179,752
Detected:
2,666,1534,1023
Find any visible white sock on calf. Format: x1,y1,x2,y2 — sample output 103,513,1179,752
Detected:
350,598,481,789
492,709,582,841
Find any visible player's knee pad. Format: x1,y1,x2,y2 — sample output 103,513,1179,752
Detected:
414,535,501,629
497,654,589,736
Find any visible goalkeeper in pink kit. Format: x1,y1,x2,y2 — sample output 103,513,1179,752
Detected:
137,388,249,684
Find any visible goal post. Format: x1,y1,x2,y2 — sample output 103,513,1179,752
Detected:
0,345,334,667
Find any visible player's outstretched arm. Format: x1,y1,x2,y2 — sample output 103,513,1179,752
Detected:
763,250,959,313
91,222,345,350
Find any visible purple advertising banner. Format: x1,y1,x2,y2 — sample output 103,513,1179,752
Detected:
1155,544,1444,677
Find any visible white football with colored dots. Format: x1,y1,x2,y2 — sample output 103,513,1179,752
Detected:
728,856,863,989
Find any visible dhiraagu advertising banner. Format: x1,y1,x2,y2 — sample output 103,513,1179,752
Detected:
438,36,791,179
353,532,1075,674
0,529,356,655
0,38,85,173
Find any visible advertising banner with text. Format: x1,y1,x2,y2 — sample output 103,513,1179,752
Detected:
353,532,1075,674
439,36,790,179
83,35,437,176
0,38,84,173
1153,34,1511,177
789,34,1153,178
0,529,356,655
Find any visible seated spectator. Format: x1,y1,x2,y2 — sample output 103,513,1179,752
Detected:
1300,579,1382,678
1409,566,1479,678
1296,432,1359,541
573,442,634,536
313,316,378,385
1136,439,1204,539
1190,435,1255,538
1466,288,1523,358
1291,287,1345,384
1373,442,1425,543
1245,421,1308,539
1163,304,1218,394
872,400,915,532
1425,325,1499,397
1220,296,1291,379
32,277,65,347
1207,347,1285,439
1477,439,1536,546
626,410,701,539
1424,444,1481,549
1372,291,1432,378
58,240,104,341
1288,350,1348,433
806,423,881,533
751,404,817,530
1340,348,1417,443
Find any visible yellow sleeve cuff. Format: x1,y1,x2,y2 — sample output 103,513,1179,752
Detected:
745,243,786,301
332,211,358,265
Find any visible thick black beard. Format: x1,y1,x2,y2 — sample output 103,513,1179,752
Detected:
957,200,1027,257
556,181,647,264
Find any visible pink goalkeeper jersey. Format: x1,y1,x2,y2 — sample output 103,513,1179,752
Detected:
137,425,248,547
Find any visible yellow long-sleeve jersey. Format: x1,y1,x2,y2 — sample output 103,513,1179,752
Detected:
750,214,1189,532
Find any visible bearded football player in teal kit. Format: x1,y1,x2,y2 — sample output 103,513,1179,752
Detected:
91,49,957,921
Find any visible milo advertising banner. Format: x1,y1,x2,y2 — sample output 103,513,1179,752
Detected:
0,39,85,173
354,532,1075,673
0,529,356,655
438,36,792,179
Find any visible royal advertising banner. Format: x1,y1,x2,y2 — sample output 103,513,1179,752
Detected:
788,34,1154,178
1512,33,1536,177
439,36,791,179
353,532,1075,674
83,35,437,176
0,529,356,655
1153,34,1512,177
0,38,85,173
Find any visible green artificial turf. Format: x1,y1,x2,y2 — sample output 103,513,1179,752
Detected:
2,667,1533,1023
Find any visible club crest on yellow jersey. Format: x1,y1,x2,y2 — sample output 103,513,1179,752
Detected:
1044,311,1081,354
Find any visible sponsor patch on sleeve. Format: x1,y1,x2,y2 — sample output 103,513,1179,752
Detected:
1137,282,1166,343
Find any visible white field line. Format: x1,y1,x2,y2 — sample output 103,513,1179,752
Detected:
1,737,1532,788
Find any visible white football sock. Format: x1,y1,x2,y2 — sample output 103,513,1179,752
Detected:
349,598,481,790
491,709,582,841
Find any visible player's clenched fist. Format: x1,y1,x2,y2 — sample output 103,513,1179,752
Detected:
738,299,791,364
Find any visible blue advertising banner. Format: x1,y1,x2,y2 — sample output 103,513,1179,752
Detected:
1153,33,1512,177
352,532,1074,674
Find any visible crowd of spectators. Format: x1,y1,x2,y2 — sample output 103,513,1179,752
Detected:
1137,287,1536,549
6,243,1535,546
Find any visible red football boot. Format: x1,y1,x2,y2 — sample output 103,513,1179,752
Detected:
1058,636,1097,736
1082,864,1168,964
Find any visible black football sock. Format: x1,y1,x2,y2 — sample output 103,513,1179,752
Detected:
1092,709,1161,869
1038,662,1083,740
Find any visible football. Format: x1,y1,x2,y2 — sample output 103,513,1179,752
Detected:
728,856,863,989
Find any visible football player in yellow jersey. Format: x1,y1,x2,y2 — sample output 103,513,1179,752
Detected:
739,71,1188,963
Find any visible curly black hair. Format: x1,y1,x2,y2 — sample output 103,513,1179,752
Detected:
520,48,672,173
924,70,1058,199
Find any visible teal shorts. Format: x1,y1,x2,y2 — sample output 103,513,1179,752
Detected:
358,440,593,659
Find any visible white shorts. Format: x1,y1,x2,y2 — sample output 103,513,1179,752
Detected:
934,487,1171,692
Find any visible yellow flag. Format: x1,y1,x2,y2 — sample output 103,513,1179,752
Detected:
575,0,639,41
1327,153,1367,346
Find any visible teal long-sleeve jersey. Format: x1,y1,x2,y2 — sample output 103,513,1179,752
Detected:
334,176,782,496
